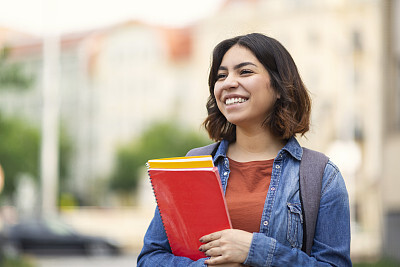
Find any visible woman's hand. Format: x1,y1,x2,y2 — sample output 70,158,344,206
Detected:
199,229,253,265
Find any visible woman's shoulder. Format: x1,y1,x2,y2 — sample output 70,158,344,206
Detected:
325,159,340,173
185,142,220,157
321,159,348,196
299,147,345,194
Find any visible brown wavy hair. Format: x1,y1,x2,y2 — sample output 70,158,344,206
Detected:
203,33,311,142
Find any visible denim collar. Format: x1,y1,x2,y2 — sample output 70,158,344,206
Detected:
213,136,303,164
281,136,303,160
213,139,229,165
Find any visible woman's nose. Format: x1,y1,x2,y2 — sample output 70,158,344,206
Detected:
222,74,239,89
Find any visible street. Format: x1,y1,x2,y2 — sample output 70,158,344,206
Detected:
33,253,139,267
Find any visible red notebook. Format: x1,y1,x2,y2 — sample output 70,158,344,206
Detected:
147,156,232,260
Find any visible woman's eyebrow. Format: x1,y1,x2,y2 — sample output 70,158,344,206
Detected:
218,62,257,71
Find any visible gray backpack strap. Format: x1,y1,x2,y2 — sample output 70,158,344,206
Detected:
185,142,220,157
300,148,329,256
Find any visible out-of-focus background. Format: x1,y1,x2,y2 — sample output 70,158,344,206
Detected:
0,0,399,266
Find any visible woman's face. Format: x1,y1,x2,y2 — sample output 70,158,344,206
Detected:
214,45,279,129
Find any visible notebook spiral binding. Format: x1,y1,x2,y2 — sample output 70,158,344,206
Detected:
146,163,172,251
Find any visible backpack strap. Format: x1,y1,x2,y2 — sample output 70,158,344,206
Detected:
185,142,220,157
300,148,329,256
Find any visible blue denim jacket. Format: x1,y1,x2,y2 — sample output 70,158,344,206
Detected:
137,137,352,266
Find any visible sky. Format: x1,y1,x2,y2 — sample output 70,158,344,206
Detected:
0,0,224,35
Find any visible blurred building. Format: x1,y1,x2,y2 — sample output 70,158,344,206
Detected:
382,0,400,261
0,0,399,261
0,22,205,203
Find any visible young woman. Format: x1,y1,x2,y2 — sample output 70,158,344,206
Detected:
137,33,351,266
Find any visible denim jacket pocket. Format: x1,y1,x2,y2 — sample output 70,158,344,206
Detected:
286,202,303,249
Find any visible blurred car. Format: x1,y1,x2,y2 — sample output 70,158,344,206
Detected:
0,218,121,256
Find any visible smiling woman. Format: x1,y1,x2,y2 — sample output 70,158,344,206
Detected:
137,33,351,267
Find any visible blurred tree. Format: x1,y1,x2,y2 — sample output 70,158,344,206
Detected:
0,45,72,201
57,125,73,200
0,115,39,197
0,46,32,90
0,115,72,200
0,45,36,199
109,120,210,195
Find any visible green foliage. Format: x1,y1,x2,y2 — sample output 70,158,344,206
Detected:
0,114,72,199
354,258,400,267
1,255,36,267
58,126,73,186
0,114,40,196
0,45,45,199
109,120,210,194
0,46,33,90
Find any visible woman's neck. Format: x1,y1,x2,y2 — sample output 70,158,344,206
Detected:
227,126,286,162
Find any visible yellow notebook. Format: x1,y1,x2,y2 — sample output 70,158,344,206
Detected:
147,155,214,169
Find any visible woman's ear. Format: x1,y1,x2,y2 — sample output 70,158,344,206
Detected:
272,86,280,100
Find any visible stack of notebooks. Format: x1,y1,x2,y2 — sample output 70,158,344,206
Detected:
147,155,232,260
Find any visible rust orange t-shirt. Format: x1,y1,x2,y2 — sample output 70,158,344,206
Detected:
225,157,274,233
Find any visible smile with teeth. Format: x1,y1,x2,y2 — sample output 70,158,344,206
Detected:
225,97,248,105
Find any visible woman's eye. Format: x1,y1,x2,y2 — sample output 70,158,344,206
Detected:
240,69,253,75
217,73,227,80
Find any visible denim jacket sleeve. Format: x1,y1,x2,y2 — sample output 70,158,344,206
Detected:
137,207,208,267
243,161,352,267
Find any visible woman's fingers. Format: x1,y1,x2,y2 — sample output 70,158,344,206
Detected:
199,231,223,243
206,256,224,265
204,247,222,257
199,240,220,252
